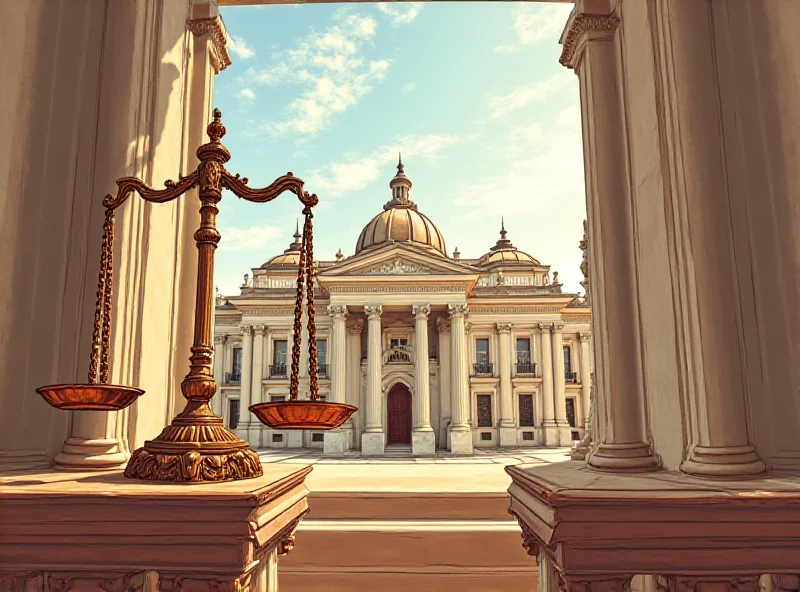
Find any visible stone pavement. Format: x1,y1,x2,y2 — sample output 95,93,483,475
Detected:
267,447,572,591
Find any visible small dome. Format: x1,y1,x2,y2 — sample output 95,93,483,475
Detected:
262,222,302,267
355,157,448,256
478,219,540,267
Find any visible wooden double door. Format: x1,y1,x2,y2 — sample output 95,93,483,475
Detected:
387,383,412,445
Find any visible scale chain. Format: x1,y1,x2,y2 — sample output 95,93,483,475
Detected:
304,207,319,401
101,210,114,384
289,212,307,401
88,208,114,384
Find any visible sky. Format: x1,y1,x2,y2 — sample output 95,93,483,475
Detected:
212,1,584,296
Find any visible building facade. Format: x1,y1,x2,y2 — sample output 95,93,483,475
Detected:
212,161,593,455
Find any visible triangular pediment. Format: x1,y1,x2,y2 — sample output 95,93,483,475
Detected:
319,243,478,278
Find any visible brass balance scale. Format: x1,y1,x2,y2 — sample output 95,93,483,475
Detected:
36,109,357,483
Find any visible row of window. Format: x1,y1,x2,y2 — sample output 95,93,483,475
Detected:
475,338,576,376
228,339,329,380
478,394,577,428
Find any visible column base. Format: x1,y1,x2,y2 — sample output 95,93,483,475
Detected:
412,430,436,455
587,442,660,472
448,428,473,455
248,424,262,448
54,438,129,471
499,426,517,447
681,444,766,478
361,432,386,456
558,423,575,447
286,431,304,448
541,421,561,447
323,429,348,455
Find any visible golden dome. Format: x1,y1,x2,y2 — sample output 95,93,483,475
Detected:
355,157,447,256
262,223,302,267
478,219,540,267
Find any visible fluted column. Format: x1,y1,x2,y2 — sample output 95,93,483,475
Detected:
551,323,571,445
561,5,659,472
497,323,516,447
579,332,592,427
324,305,349,454
437,318,452,448
248,325,265,446
538,323,558,446
236,325,254,440
362,305,385,455
448,304,473,454
212,334,226,417
346,319,364,448
412,304,435,455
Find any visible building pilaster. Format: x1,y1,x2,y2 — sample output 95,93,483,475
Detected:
212,334,226,417
346,318,364,449
436,317,452,449
412,304,435,455
236,325,254,441
324,305,349,455
448,305,473,455
579,332,592,427
537,323,558,446
497,323,516,447
362,305,385,455
249,325,265,447
551,323,572,445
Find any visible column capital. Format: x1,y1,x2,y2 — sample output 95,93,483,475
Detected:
364,304,383,319
214,334,225,344
552,322,565,333
412,303,431,319
253,325,267,335
328,305,348,320
537,322,553,333
436,318,451,333
447,304,468,319
239,324,253,335
496,323,512,334
464,322,473,334
346,318,364,334
579,331,591,341
188,3,232,73
559,4,620,72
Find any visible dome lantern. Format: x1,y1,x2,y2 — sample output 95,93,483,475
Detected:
477,218,540,267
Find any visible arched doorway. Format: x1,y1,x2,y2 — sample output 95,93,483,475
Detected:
387,383,412,445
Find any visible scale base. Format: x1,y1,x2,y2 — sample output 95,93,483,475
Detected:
124,403,263,483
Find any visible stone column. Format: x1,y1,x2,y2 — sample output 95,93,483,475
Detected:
346,318,364,449
448,304,473,454
538,323,558,446
362,305,384,455
248,325,265,447
579,332,592,427
324,305,349,455
551,323,571,445
236,325,254,441
561,4,659,471
497,323,516,447
412,304,435,455
212,334,226,417
437,318,452,449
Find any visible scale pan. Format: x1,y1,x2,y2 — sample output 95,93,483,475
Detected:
36,384,145,411
249,401,357,430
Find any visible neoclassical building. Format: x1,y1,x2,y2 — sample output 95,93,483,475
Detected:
212,160,593,455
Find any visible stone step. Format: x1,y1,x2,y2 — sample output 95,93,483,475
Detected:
280,520,538,592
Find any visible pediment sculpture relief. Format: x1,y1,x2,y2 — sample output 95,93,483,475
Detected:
361,258,432,275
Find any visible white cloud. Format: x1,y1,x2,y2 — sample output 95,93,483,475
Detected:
376,2,424,26
487,74,570,119
228,35,255,60
218,225,284,251
494,4,573,53
244,13,389,137
306,133,460,197
403,82,417,92
237,88,256,102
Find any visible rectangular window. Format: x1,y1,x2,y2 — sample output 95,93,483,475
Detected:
389,337,409,348
316,339,327,366
477,394,493,428
228,399,240,430
476,338,490,365
522,431,534,441
272,433,283,443
519,394,534,427
480,432,492,441
563,345,572,374
273,340,288,366
270,395,286,403
566,398,577,428
516,338,531,363
312,433,324,443
232,347,243,377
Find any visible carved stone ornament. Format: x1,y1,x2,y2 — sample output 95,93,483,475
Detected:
448,304,468,318
663,576,761,592
240,324,253,335
496,323,512,333
562,575,635,592
347,318,364,334
436,318,451,333
364,304,383,318
510,513,541,561
188,16,232,73
559,13,621,70
328,304,348,320
362,258,431,275
412,303,431,318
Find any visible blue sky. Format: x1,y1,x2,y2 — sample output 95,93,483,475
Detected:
213,2,584,295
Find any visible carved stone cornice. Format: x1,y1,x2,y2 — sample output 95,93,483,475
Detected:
496,323,512,334
327,285,466,294
346,318,364,334
188,16,232,73
364,304,383,319
412,303,431,319
436,318,451,333
559,12,620,71
327,304,348,320
470,305,565,314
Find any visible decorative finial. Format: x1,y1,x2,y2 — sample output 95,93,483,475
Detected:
453,247,460,261
553,271,559,284
397,153,404,174
335,249,343,262
294,218,301,241
500,217,507,240
206,108,226,143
